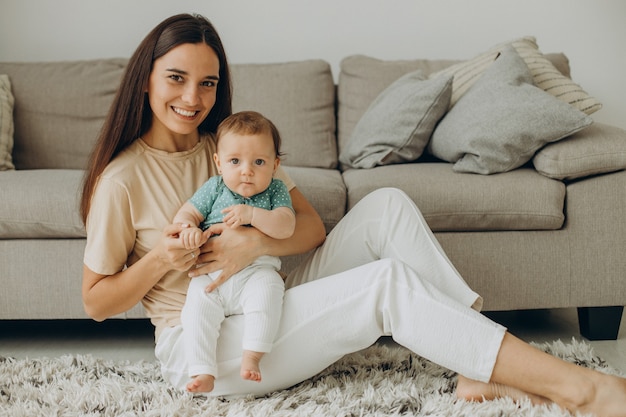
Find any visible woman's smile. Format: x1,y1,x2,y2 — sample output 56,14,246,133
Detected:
172,106,199,119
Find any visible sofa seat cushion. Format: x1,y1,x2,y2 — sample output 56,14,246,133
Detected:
342,163,565,231
283,166,346,234
0,169,85,238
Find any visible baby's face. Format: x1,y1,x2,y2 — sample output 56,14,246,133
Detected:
214,132,279,198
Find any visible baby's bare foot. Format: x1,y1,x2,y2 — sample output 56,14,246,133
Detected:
241,350,264,382
186,374,215,393
456,375,549,405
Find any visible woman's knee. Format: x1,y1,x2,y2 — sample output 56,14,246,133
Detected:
363,187,420,215
363,258,408,285
373,257,401,269
364,187,407,203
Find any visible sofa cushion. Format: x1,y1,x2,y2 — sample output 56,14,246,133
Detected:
342,164,565,231
430,36,602,114
0,239,89,319
0,59,127,170
337,52,571,157
0,170,86,238
0,74,14,170
282,166,346,234
339,71,452,169
428,46,592,175
533,123,626,180
231,60,337,169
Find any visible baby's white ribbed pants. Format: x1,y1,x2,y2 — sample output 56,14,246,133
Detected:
180,255,284,378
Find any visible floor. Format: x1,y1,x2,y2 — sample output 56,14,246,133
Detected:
0,308,624,374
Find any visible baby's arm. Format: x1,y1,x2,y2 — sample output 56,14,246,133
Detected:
173,202,208,249
222,205,296,239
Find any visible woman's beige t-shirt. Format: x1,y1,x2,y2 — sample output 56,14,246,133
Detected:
83,135,295,339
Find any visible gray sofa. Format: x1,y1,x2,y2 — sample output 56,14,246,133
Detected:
2,38,625,340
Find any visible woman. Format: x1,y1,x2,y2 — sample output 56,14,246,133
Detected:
80,13,626,416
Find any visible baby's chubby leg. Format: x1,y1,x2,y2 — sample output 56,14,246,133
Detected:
238,266,284,384
180,274,224,393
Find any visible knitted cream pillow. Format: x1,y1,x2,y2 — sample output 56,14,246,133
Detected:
430,36,602,115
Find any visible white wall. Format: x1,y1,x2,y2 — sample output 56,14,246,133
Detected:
1,0,625,129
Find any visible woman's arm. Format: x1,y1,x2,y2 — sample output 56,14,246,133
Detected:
191,187,326,291
82,223,199,321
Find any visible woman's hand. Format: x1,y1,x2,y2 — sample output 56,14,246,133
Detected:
158,223,202,271
190,223,264,291
82,223,201,321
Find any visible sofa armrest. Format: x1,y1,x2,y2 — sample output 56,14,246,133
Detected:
533,122,626,181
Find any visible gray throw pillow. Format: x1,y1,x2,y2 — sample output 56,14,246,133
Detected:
340,71,453,169
428,45,593,175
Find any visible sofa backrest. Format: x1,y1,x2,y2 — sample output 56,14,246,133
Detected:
0,58,337,171
0,53,568,171
0,59,127,170
231,60,337,169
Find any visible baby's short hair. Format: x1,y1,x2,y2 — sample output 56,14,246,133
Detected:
216,111,283,157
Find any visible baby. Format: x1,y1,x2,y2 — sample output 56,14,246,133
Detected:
174,111,295,392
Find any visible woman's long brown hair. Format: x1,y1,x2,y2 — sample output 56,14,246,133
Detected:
80,13,232,224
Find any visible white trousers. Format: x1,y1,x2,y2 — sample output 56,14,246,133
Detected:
180,256,284,378
156,188,506,396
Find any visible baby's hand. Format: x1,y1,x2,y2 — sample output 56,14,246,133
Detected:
222,204,253,228
179,226,205,249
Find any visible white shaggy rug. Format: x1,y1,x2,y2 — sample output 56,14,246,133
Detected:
0,339,621,416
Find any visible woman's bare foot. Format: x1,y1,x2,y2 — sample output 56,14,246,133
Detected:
456,375,550,406
569,371,626,417
186,374,215,393
459,370,626,417
241,350,264,382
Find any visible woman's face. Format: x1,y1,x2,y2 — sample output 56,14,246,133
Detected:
147,42,220,140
